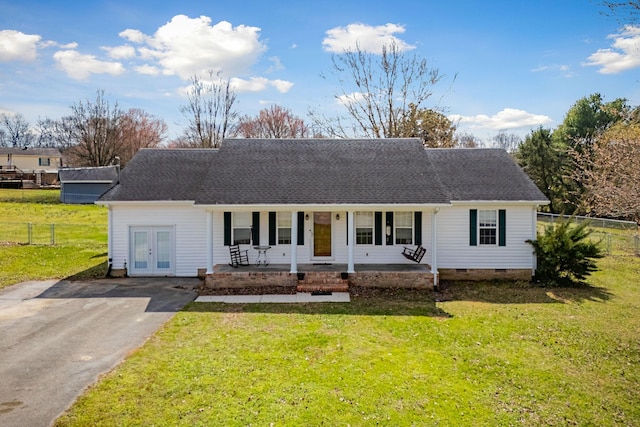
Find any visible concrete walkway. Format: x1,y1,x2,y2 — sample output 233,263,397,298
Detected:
196,292,350,303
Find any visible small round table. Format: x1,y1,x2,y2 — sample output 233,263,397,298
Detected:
253,245,271,266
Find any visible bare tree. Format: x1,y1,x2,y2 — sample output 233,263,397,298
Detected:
492,131,522,154
179,71,238,148
118,108,167,166
1,113,33,147
455,132,483,148
311,41,447,138
234,105,309,138
66,90,124,167
581,121,640,223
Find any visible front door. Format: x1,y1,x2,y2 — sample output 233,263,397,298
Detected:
129,226,175,276
313,212,332,258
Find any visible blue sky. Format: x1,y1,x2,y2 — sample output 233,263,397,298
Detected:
1,0,638,142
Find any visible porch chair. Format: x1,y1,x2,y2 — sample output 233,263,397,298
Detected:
229,244,250,268
402,245,426,263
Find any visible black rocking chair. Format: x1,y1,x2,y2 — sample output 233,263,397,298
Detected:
402,245,426,263
229,244,250,268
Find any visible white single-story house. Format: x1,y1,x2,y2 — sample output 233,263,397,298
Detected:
59,165,119,204
97,138,548,289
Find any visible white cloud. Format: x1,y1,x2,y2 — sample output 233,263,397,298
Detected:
531,63,575,78
120,15,266,80
322,23,415,53
336,91,367,105
134,64,161,75
450,108,553,131
266,56,284,73
583,25,640,74
53,50,125,80
230,76,293,93
0,30,41,61
102,44,136,59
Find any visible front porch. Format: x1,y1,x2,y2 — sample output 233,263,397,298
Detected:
204,263,436,291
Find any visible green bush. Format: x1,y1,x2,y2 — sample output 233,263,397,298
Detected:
527,215,604,286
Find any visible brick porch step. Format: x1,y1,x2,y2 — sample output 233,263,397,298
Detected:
296,271,349,293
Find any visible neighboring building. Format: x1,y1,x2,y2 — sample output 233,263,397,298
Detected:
97,138,548,289
59,166,119,204
0,147,62,187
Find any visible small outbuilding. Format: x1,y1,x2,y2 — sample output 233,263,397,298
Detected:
59,165,119,204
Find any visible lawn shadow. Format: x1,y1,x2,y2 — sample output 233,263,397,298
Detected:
437,280,613,305
66,260,109,281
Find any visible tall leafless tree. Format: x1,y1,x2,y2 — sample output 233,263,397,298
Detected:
310,41,448,139
1,113,33,147
178,71,238,148
66,90,124,167
234,105,309,138
118,108,167,166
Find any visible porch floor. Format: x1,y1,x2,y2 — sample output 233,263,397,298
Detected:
215,263,431,273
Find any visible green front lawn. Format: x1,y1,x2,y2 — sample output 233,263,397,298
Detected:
0,189,108,289
55,255,640,426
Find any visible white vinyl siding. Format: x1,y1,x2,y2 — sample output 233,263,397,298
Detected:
437,205,536,269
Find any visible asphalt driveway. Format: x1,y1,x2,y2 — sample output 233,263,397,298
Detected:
0,277,199,427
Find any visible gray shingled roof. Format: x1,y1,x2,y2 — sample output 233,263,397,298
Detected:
98,139,548,205
98,149,215,202
427,148,547,201
198,138,450,205
59,166,119,183
0,147,61,156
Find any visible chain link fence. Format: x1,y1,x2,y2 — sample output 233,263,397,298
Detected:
0,222,107,246
537,212,639,256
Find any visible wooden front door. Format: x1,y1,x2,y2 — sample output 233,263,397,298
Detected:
313,212,332,257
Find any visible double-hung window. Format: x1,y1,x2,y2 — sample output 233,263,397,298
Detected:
38,158,50,166
355,211,373,244
478,210,497,245
277,212,292,244
395,212,413,245
232,212,252,245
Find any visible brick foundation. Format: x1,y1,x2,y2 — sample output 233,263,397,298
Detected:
438,268,532,281
204,269,297,289
349,271,434,289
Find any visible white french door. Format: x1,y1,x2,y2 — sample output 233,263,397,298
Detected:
129,226,175,276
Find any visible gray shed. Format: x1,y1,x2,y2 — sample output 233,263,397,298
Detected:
59,166,119,204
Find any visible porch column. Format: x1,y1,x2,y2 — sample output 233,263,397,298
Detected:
290,211,298,273
431,208,439,289
347,210,355,273
206,211,214,274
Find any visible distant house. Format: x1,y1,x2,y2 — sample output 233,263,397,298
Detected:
0,147,63,187
97,138,548,290
59,166,119,204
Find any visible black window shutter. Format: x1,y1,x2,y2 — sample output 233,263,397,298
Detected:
252,212,260,245
470,209,477,246
374,212,383,246
346,212,349,245
414,211,422,246
297,212,305,245
224,212,231,246
498,209,506,246
386,212,394,245
268,212,276,245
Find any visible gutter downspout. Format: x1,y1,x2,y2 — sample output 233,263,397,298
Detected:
431,208,439,291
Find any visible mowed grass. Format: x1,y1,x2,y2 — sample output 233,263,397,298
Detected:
0,189,108,288
55,255,640,426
